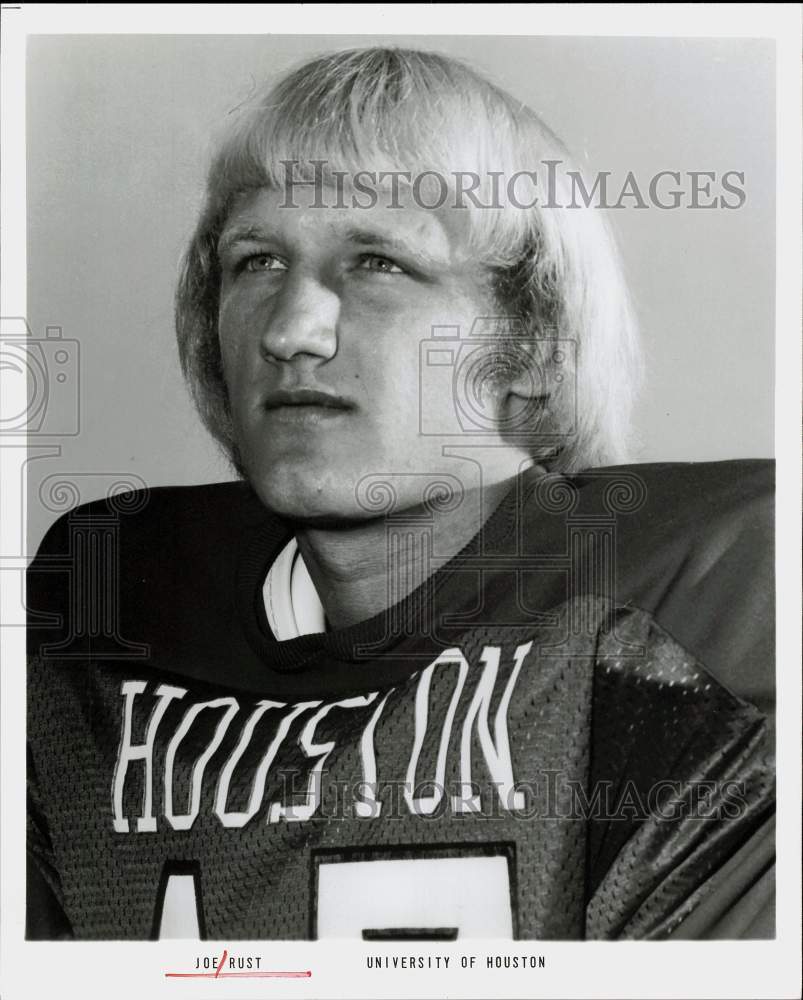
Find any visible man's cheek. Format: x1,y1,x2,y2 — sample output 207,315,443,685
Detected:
217,331,254,400
218,295,260,359
216,318,238,376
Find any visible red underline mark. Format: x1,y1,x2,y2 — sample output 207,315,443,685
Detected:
164,970,311,979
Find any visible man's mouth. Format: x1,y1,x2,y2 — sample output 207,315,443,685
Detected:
261,387,354,422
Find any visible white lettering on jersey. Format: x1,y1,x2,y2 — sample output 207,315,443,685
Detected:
453,642,531,813
214,700,318,828
111,681,186,833
355,689,394,818
316,856,513,938
269,694,378,824
404,649,469,816
112,640,532,831
164,697,240,831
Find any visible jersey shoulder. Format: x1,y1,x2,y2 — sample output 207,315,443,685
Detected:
569,457,773,525
26,481,284,683
552,459,774,715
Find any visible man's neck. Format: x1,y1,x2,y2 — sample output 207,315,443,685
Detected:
294,474,524,629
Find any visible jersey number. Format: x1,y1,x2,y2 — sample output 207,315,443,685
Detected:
155,849,514,940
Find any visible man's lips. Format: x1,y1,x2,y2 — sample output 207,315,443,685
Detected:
258,387,355,426
262,387,354,411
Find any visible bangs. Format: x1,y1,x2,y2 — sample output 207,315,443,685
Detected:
206,48,576,268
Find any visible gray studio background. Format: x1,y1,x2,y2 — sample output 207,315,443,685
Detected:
26,34,775,552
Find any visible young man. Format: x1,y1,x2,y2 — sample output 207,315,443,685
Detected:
27,47,774,940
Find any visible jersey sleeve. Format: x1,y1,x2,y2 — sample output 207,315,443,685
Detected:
585,461,775,939
631,460,774,722
665,814,775,939
27,747,73,939
26,508,76,939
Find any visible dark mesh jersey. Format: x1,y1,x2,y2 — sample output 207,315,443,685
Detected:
26,460,775,940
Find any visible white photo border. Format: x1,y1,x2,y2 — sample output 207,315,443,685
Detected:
1,5,800,1000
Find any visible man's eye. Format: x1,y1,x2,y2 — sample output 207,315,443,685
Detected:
357,254,404,274
242,253,287,273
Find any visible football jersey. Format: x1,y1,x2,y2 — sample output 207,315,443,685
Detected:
26,460,775,940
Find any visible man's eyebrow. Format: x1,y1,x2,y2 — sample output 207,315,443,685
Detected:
342,226,446,267
216,223,449,268
217,225,276,255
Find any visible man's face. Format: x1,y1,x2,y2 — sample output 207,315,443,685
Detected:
217,183,528,523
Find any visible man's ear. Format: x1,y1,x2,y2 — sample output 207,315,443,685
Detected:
503,353,549,411
496,343,558,442
506,368,546,402
498,375,548,432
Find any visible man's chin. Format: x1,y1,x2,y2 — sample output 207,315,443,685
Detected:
244,469,369,528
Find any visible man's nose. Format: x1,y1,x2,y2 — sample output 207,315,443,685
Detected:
259,274,339,363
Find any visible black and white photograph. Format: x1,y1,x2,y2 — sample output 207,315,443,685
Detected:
1,5,800,1000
